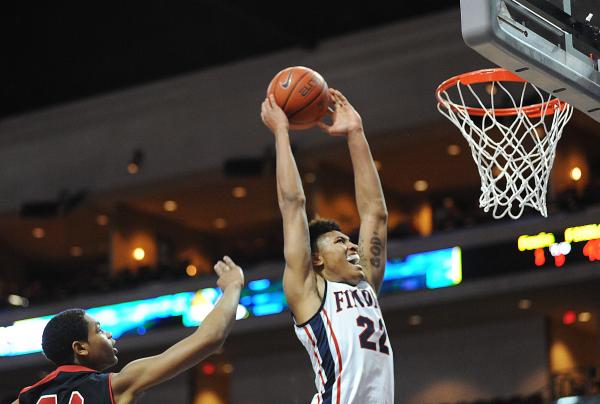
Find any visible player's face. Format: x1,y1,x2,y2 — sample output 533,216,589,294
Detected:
315,231,365,285
82,314,118,371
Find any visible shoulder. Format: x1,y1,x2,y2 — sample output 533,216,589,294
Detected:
292,277,327,327
361,279,378,293
74,372,113,401
17,368,109,404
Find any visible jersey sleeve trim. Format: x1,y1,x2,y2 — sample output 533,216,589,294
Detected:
294,280,328,328
322,308,343,404
56,365,97,373
108,373,116,404
19,369,60,395
19,365,98,395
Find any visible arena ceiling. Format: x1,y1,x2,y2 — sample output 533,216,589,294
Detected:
1,1,599,264
0,0,465,263
1,1,458,119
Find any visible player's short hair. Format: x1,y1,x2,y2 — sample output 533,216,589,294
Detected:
42,308,89,366
309,218,341,254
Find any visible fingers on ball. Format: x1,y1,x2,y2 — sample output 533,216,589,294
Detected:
317,121,332,132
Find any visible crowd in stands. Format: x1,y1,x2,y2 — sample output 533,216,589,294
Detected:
1,180,599,310
448,393,544,404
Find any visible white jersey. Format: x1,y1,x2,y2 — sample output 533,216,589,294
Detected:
294,280,394,404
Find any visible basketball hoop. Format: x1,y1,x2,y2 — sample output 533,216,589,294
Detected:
436,68,574,219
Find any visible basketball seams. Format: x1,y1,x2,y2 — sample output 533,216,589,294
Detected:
286,75,325,118
281,69,312,112
288,84,328,123
267,66,329,127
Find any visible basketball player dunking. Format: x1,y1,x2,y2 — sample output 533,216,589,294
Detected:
261,89,394,404
13,256,243,404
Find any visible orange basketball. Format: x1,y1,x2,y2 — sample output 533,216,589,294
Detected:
267,66,330,129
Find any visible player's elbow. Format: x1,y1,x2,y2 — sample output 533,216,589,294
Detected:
279,193,306,210
204,340,225,357
375,206,388,220
186,328,226,362
364,204,388,222
203,329,227,354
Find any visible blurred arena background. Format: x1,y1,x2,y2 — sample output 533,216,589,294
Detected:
1,2,600,403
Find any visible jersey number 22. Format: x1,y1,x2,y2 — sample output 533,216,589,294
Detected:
356,315,390,354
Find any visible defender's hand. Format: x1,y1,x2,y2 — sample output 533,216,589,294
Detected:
261,95,289,135
214,256,244,291
318,89,363,136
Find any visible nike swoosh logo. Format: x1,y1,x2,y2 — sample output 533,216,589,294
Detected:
280,71,293,89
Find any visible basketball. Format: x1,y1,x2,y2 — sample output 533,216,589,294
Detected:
267,66,331,129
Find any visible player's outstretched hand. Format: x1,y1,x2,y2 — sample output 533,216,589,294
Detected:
261,95,289,135
214,256,244,291
318,89,363,136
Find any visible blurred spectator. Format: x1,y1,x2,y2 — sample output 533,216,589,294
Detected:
3,178,600,308
556,187,584,212
582,177,600,207
433,197,464,231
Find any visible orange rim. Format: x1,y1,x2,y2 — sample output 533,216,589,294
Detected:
436,68,568,118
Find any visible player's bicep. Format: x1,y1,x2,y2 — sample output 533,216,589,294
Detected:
112,351,196,397
112,331,218,397
280,205,312,285
110,355,157,396
359,214,388,294
279,205,318,313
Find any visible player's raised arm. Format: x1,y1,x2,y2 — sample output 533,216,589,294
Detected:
318,89,388,293
260,95,320,323
110,257,243,403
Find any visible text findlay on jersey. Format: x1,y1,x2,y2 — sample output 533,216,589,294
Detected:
333,287,378,313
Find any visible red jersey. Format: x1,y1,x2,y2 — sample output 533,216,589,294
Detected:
18,365,114,404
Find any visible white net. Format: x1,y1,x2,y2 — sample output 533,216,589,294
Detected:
437,73,573,219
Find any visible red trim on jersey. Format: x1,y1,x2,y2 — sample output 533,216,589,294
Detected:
19,365,97,395
108,373,116,404
303,326,327,390
322,308,342,404
57,365,96,372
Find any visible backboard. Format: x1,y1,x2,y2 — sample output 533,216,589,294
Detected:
460,0,600,122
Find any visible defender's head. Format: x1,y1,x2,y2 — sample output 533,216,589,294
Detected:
42,309,118,371
309,219,364,285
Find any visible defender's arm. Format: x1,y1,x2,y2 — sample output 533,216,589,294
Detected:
110,257,243,401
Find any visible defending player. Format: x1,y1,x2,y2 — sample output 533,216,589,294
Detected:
261,89,394,403
13,256,244,404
